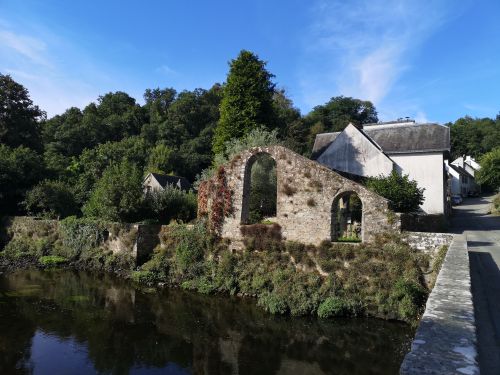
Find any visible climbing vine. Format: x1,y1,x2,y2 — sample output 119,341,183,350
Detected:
209,166,233,236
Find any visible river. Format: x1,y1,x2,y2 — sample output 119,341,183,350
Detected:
0,269,413,374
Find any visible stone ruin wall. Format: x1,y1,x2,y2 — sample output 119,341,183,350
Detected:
200,145,400,249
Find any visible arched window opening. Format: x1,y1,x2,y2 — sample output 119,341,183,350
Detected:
241,153,277,224
332,192,362,242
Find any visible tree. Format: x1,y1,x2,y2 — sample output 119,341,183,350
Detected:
24,180,79,219
0,144,45,214
146,143,175,175
213,50,276,154
449,116,500,159
366,171,425,213
83,160,144,222
0,74,45,151
305,96,378,133
476,147,500,189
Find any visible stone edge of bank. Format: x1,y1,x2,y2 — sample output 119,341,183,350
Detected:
400,234,480,375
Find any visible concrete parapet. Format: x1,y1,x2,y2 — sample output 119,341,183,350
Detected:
400,234,479,375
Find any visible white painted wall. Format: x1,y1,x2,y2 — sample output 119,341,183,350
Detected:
445,163,462,196
391,152,445,214
317,124,394,178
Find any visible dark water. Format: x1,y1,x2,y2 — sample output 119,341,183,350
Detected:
0,269,414,375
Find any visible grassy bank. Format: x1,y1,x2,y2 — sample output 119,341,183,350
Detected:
0,217,432,324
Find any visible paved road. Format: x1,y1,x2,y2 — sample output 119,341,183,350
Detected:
451,195,500,375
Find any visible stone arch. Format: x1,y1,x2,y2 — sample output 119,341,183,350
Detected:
331,191,364,242
241,152,277,224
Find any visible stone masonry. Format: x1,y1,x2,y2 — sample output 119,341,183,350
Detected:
400,235,479,375
203,145,400,248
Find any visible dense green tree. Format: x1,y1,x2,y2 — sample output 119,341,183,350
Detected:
213,50,276,154
83,160,143,222
23,180,79,219
448,115,500,159
72,136,149,204
0,144,45,214
305,96,378,133
146,143,175,175
143,87,177,124
476,147,500,189
366,171,425,213
0,74,45,151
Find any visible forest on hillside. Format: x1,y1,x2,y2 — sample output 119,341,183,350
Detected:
1,50,499,223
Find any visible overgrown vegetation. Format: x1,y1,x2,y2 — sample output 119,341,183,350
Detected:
129,222,429,323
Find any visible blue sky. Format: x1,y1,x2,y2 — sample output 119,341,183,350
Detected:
1,0,499,123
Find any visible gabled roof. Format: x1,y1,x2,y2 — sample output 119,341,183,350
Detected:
447,163,474,179
312,122,450,158
149,172,192,191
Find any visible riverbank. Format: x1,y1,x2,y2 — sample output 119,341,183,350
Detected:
0,216,440,323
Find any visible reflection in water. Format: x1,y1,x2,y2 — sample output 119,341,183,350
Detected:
0,270,414,374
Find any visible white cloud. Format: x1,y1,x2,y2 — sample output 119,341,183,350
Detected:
0,30,51,67
298,0,451,111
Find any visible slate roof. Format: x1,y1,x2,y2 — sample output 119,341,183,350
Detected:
448,163,474,179
150,172,192,191
312,122,450,159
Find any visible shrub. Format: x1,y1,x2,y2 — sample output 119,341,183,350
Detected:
24,180,79,219
318,297,352,318
143,186,197,224
366,171,425,213
60,217,106,259
39,255,68,267
282,183,297,196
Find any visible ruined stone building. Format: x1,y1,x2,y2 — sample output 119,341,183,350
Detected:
199,145,399,248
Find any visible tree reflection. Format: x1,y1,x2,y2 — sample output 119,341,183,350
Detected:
0,270,413,375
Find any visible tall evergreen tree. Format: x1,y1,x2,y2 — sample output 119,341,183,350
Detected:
212,50,276,154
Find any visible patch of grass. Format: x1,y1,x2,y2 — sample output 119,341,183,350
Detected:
336,236,361,243
282,183,297,196
306,198,316,207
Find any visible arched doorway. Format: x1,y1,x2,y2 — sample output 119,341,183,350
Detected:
331,192,363,242
241,153,277,224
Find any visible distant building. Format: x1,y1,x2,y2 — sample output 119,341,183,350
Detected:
312,121,450,214
447,156,481,196
143,172,192,194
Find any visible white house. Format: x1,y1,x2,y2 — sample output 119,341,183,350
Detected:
143,172,192,194
448,156,481,196
312,120,450,215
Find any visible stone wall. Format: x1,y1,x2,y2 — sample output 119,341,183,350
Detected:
200,145,400,248
402,232,454,257
0,216,161,266
400,234,479,375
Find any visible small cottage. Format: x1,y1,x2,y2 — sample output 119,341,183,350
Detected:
143,172,192,194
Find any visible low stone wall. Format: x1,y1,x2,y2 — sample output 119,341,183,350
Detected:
401,214,449,233
400,235,479,375
402,232,454,256
0,216,162,266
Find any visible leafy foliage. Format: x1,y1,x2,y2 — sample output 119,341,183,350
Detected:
143,186,197,224
476,147,500,189
366,171,425,213
448,115,500,159
0,74,45,151
83,160,144,222
213,50,276,154
24,180,79,219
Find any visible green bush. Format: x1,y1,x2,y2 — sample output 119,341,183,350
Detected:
3,237,50,260
317,296,361,318
143,186,197,224
39,255,68,267
366,171,425,213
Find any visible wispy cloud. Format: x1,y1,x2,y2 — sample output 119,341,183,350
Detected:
156,64,178,76
0,26,107,116
0,30,51,67
298,0,452,111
